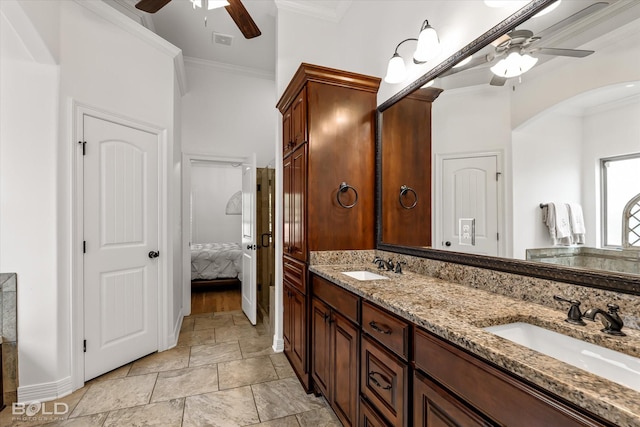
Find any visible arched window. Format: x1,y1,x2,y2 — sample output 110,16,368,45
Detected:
622,193,640,249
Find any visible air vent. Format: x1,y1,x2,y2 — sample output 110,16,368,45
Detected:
213,32,234,46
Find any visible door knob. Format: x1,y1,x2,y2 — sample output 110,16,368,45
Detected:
148,251,160,259
246,244,257,250
445,241,451,247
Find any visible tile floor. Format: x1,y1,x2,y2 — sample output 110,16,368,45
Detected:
1,310,341,427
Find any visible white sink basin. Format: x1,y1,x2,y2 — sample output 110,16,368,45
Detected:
341,271,388,281
485,322,640,392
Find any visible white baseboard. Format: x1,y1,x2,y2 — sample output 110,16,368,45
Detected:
272,336,284,352
17,376,73,403
166,309,184,350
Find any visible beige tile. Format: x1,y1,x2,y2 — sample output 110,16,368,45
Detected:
215,310,242,317
193,315,233,331
183,386,260,427
296,407,342,427
177,329,217,347
41,412,109,427
0,387,90,426
252,377,326,422
270,353,296,379
128,346,190,376
249,415,300,426
238,335,275,359
87,364,132,386
151,364,219,402
215,324,260,342
232,313,251,326
70,373,157,417
103,398,184,427
218,356,278,390
181,317,195,332
190,342,242,367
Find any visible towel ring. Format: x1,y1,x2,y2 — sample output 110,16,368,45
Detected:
399,185,418,209
337,182,358,209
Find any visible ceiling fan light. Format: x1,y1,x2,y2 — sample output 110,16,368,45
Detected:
413,21,441,63
490,51,538,78
384,53,406,84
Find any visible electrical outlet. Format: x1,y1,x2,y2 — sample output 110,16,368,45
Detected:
213,32,233,46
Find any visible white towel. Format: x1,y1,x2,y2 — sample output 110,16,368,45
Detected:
542,202,573,245
567,203,586,244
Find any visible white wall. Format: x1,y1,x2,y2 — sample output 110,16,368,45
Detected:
1,5,60,391
181,60,276,167
190,162,243,243
1,0,182,401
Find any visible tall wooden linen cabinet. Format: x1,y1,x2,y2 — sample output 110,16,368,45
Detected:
277,64,381,394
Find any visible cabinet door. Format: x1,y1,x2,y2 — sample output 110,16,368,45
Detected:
289,287,306,376
283,105,293,157
283,157,293,255
292,86,307,148
311,297,331,398
290,144,307,261
414,372,492,427
332,311,359,427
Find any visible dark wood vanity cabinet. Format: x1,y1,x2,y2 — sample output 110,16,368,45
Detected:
311,274,361,427
283,144,307,261
414,328,612,427
283,257,309,391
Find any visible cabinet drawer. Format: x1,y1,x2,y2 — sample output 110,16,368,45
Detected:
283,257,306,294
360,397,391,427
361,335,408,427
312,275,359,324
414,328,609,427
362,301,409,361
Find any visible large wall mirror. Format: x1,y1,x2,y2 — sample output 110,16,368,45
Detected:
376,0,640,294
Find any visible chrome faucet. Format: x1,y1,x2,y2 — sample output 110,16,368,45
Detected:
582,304,625,336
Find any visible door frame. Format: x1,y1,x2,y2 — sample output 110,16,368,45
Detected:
434,150,506,257
181,152,246,316
71,101,169,391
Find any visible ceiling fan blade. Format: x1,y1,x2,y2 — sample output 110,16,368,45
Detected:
533,47,595,58
225,0,261,39
440,54,493,77
135,0,172,13
490,75,507,86
535,2,609,40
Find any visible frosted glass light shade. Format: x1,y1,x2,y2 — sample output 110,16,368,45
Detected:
413,23,441,63
490,51,538,78
384,54,406,84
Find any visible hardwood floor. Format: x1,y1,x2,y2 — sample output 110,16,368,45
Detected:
190,285,241,314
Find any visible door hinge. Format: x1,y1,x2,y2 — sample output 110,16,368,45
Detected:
497,233,500,241
83,339,87,353
496,171,502,181
257,183,261,192
78,140,86,155
83,241,86,253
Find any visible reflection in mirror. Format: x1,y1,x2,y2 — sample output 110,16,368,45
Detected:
377,0,640,291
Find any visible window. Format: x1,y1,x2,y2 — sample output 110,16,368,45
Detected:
601,153,640,247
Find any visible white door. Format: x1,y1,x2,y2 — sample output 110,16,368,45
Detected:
241,153,257,325
441,155,499,256
83,115,159,381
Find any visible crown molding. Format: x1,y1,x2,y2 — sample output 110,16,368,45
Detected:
75,0,187,95
184,56,275,80
274,0,352,23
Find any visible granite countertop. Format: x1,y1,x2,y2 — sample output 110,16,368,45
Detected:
309,264,640,427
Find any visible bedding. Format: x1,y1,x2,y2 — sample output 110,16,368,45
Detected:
191,242,243,281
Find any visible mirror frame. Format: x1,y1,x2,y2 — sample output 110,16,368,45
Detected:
375,0,640,296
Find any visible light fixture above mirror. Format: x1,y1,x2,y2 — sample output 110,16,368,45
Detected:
384,20,441,84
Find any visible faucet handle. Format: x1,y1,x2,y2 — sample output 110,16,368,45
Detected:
607,303,620,313
553,295,586,326
394,261,406,274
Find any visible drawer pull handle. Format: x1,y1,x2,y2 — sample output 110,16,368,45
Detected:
369,321,392,335
368,371,392,390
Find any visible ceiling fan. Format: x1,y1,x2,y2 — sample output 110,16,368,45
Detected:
441,2,608,86
135,0,261,39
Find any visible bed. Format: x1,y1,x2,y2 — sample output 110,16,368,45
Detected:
191,242,243,288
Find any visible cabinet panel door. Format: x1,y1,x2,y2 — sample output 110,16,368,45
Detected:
414,372,491,427
283,283,293,354
292,86,307,147
283,157,293,255
332,311,359,427
290,287,307,375
290,144,307,261
283,106,293,157
361,397,391,427
311,297,331,398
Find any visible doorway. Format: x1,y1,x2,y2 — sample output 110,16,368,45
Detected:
257,166,276,333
